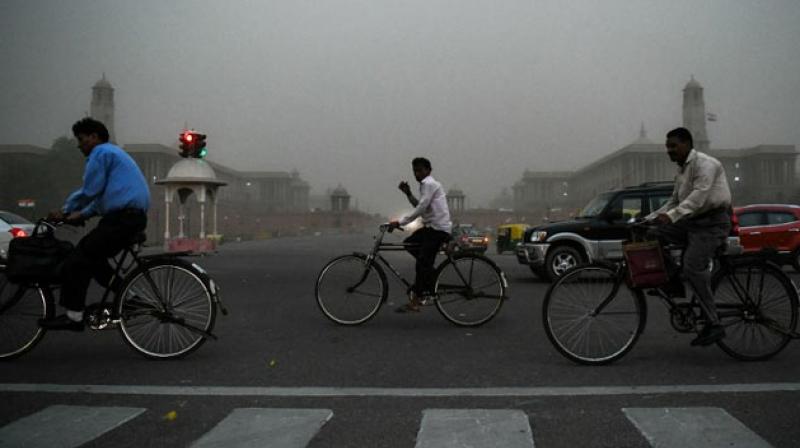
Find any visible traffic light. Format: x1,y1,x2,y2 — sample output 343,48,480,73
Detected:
194,133,207,158
178,130,208,158
178,130,194,158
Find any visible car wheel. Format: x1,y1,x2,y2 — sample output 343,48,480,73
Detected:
545,246,583,281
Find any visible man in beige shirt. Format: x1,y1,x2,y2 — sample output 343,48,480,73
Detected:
646,127,732,346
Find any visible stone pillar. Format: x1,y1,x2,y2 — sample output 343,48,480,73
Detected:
199,202,206,239
164,192,171,240
213,194,219,236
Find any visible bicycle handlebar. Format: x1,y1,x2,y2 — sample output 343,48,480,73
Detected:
32,217,84,237
379,223,404,233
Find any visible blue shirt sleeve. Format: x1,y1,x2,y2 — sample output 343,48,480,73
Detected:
62,149,108,216
80,200,100,218
62,190,83,213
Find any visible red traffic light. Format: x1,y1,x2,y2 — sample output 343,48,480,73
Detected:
177,130,208,158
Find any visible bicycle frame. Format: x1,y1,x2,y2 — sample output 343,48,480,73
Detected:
6,219,223,341
352,225,475,298
593,249,799,339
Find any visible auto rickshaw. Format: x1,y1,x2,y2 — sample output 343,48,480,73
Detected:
495,223,529,254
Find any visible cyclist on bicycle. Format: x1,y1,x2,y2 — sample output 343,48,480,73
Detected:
645,127,732,346
390,157,452,312
38,118,150,331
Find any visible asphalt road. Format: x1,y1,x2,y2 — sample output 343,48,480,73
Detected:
1,232,799,447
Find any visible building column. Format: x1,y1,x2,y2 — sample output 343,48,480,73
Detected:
199,202,206,239
164,189,171,241
178,203,185,238
213,193,219,236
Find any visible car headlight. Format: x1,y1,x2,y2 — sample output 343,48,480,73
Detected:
530,231,548,242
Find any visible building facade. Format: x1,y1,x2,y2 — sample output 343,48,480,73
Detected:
513,78,798,214
0,75,316,244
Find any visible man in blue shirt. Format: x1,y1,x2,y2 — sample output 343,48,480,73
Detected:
39,118,150,331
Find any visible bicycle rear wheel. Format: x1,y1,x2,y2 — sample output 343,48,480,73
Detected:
434,255,506,327
315,254,387,325
543,264,646,365
118,259,216,359
0,268,50,360
713,259,798,361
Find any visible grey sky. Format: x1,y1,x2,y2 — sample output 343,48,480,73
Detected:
1,0,799,215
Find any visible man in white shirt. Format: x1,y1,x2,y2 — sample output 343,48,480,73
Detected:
646,127,732,346
390,157,452,312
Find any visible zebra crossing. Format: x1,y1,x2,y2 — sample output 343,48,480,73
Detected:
0,405,775,448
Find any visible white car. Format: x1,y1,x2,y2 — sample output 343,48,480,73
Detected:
0,211,36,260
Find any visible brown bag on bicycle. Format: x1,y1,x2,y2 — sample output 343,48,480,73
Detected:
622,241,668,288
6,227,73,285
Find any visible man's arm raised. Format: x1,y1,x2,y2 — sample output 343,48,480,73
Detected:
399,181,419,207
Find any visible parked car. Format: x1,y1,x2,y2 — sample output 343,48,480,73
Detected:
734,204,800,271
452,224,489,254
496,223,529,254
516,182,742,281
0,210,35,260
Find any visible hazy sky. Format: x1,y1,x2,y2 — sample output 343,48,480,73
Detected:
1,0,799,214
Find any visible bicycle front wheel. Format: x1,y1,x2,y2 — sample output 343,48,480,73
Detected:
713,259,798,361
543,264,646,365
0,269,50,360
118,259,216,359
315,254,387,325
434,255,506,327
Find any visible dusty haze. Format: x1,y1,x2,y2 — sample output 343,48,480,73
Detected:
1,0,799,215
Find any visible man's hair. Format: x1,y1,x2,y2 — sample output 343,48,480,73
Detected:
411,157,432,170
72,117,110,142
666,127,693,149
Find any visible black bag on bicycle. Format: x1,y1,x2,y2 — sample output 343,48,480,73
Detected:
6,226,74,284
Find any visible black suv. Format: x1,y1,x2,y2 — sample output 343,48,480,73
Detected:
517,182,681,281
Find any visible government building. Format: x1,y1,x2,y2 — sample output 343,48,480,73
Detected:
513,77,798,217
0,76,374,244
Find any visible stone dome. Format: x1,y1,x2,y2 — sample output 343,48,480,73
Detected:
684,75,702,89
331,184,349,196
156,158,226,185
93,73,112,89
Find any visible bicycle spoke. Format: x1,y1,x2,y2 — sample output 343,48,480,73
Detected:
435,257,504,326
714,262,797,361
544,265,641,365
119,263,213,359
316,255,385,325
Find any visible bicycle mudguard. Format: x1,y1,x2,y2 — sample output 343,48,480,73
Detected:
138,251,194,260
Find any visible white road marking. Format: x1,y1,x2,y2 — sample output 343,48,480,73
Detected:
0,405,145,448
190,408,333,448
624,407,773,448
415,409,534,448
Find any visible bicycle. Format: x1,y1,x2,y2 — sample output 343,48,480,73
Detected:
542,221,800,365
315,223,508,327
0,219,228,360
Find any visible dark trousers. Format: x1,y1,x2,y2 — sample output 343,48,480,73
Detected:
647,209,731,325
404,227,451,296
60,209,147,311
